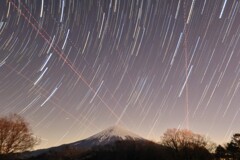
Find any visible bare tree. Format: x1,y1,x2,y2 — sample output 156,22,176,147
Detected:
161,128,214,160
0,114,39,154
161,128,212,151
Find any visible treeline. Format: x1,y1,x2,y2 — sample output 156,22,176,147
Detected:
80,140,213,160
215,133,240,160
5,140,212,160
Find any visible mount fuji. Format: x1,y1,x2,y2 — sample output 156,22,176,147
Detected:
22,126,147,158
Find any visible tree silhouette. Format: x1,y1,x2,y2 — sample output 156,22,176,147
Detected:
161,128,213,160
161,128,210,150
0,114,39,154
226,134,240,160
215,145,226,160
232,134,240,148
226,142,237,160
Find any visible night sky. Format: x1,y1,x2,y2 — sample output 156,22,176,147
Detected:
0,0,240,149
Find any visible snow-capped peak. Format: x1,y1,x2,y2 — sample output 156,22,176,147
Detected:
87,125,143,142
73,126,145,147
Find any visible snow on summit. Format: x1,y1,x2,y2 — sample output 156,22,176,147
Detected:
73,125,145,147
87,126,143,141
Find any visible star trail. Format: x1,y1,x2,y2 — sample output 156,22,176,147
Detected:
0,0,240,149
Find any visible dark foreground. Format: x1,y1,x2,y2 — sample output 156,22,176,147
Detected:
0,140,214,160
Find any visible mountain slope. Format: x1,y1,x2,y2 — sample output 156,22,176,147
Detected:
22,126,146,158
